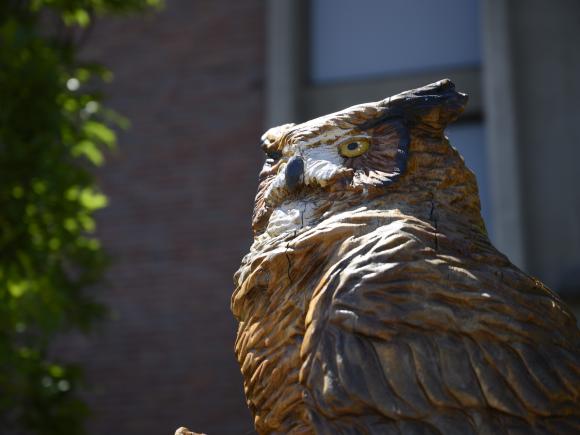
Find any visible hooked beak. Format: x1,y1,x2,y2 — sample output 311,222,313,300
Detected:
285,156,304,191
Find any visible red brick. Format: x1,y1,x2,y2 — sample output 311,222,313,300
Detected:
60,1,265,433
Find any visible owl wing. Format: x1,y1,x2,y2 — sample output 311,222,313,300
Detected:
299,226,580,435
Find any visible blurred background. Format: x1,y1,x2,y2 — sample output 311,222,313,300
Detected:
2,0,580,434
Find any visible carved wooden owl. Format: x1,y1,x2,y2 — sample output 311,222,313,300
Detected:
232,80,580,434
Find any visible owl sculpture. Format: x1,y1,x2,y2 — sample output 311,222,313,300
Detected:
231,80,580,434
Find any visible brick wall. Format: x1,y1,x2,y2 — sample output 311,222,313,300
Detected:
65,1,265,433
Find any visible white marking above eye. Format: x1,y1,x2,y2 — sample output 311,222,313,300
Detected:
264,129,365,204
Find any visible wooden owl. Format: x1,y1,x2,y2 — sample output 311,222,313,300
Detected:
231,80,580,434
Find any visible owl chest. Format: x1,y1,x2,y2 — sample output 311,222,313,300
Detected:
236,277,314,433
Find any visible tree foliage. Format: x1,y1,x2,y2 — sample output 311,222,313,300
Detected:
0,1,161,433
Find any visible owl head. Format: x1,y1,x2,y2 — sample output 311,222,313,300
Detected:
252,79,480,237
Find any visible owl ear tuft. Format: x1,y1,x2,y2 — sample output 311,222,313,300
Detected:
362,79,468,133
403,79,468,129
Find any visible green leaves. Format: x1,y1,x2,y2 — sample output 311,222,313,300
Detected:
83,120,116,147
72,140,104,166
0,1,161,434
62,9,91,27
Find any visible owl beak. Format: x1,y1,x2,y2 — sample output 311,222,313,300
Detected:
285,156,304,191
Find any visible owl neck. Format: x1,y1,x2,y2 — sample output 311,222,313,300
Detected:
234,193,493,316
255,184,486,243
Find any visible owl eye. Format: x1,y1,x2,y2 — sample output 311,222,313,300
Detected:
338,138,370,158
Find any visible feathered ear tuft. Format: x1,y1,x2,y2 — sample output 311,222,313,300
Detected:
360,79,468,133
402,79,468,129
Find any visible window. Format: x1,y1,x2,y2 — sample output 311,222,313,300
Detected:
310,0,482,83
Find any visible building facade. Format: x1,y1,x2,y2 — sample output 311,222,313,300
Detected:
73,1,264,433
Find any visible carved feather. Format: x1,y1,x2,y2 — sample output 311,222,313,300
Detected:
233,80,580,434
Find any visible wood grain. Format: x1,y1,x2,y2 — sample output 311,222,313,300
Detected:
232,80,580,434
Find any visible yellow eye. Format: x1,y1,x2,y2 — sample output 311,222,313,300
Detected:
338,138,371,158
